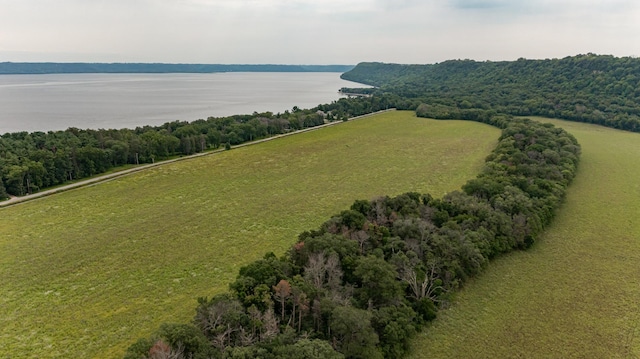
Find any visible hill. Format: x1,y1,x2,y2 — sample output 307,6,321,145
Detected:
0,63,354,74
341,54,640,132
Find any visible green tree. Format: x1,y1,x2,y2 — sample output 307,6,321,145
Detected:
371,305,417,358
123,337,154,359
329,306,383,359
353,255,403,308
273,339,345,359
5,164,28,196
0,180,8,200
155,323,214,359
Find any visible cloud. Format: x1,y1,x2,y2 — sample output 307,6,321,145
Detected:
1,0,639,63
181,0,377,13
450,0,511,9
450,0,639,15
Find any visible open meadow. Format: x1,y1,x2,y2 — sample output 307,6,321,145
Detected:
0,111,500,358
409,118,640,358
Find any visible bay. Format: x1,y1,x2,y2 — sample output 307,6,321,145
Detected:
0,72,363,133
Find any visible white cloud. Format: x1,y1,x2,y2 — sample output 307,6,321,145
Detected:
0,0,639,63
179,0,378,13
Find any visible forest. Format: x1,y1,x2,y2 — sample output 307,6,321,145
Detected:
124,115,580,358
341,54,640,132
0,108,334,199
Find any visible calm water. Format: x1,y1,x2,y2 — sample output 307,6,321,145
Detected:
0,72,363,133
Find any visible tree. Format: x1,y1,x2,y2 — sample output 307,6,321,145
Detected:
399,262,443,302
273,279,292,322
230,253,288,310
149,339,183,359
124,337,154,359
5,164,28,196
303,252,342,289
124,69,583,359
0,180,8,200
155,323,213,359
353,255,403,308
372,305,417,358
329,306,383,359
273,339,345,359
194,294,247,349
304,252,328,289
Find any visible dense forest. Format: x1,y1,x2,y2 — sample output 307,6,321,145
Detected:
341,54,640,132
0,63,354,74
125,115,580,358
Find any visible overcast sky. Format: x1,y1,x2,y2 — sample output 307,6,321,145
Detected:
1,0,638,64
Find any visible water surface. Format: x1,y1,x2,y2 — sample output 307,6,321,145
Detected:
0,72,362,133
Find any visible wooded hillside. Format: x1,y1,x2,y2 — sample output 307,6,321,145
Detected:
341,54,640,131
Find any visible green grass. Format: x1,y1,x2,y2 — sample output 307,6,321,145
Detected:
409,117,640,358
0,111,500,358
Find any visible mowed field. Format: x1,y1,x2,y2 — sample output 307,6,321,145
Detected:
409,118,640,358
0,111,500,358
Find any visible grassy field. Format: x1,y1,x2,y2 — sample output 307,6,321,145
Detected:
0,111,500,358
409,118,640,358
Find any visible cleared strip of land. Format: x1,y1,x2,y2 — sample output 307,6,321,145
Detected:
0,111,499,358
409,118,640,358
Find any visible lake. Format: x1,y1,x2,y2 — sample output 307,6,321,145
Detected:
0,72,364,133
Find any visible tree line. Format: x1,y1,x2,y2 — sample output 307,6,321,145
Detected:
341,54,640,132
0,92,411,201
124,115,581,358
0,74,452,202
0,108,331,199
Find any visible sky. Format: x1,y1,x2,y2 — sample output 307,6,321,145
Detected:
0,0,638,65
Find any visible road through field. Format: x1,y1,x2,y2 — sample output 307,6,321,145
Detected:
0,110,394,208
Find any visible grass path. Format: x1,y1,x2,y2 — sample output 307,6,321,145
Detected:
0,111,499,358
409,118,640,358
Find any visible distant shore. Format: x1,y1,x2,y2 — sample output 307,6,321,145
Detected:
0,62,354,75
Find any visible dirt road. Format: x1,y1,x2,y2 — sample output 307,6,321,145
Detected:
0,109,395,208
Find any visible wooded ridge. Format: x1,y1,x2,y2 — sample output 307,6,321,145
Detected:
341,54,640,132
0,63,354,74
